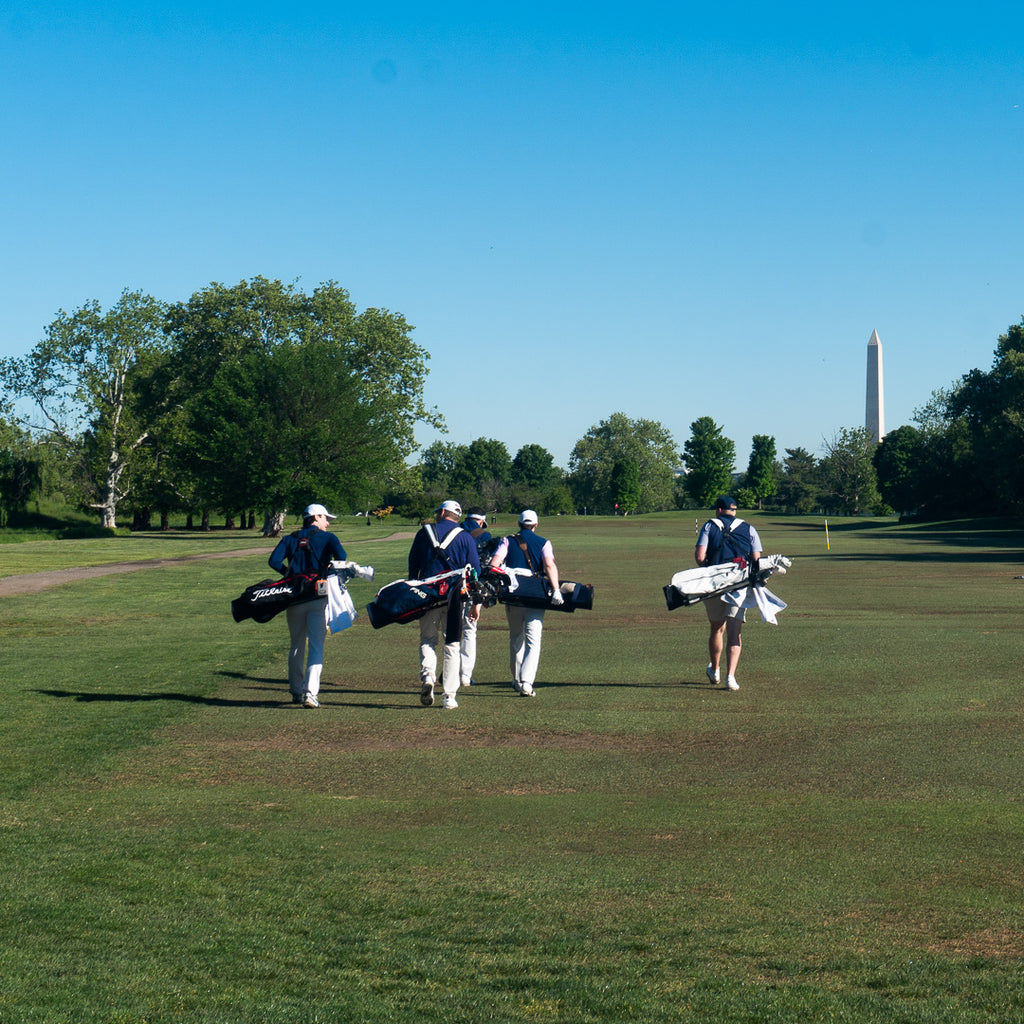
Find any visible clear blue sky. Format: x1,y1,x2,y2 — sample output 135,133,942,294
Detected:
3,2,1022,471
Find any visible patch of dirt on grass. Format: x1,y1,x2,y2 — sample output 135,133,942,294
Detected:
926,928,1024,959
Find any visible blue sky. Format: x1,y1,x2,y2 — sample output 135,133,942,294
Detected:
2,2,1022,471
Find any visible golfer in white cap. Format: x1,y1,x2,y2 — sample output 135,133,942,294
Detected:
405,499,482,709
488,509,562,697
267,502,347,708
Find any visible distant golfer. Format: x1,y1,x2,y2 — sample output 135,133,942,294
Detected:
488,509,562,697
268,503,346,708
694,496,762,691
407,500,482,710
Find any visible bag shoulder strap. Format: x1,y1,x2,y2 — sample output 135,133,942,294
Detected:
515,532,540,575
425,523,464,571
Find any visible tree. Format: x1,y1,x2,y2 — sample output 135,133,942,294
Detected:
944,317,1024,512
682,417,735,507
163,278,439,524
460,437,511,491
775,446,820,514
818,427,882,515
188,339,401,522
0,418,41,526
0,290,168,528
873,425,926,515
610,458,641,514
511,444,557,489
744,434,777,510
568,412,678,514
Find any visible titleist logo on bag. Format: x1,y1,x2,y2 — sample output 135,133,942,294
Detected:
251,582,296,599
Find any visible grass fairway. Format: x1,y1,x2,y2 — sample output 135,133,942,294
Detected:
2,513,1023,1022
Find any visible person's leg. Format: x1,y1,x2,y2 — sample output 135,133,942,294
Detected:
724,618,743,680
303,599,328,697
285,603,308,699
459,607,477,687
441,637,461,705
707,619,726,675
418,607,442,705
506,604,526,689
519,609,545,692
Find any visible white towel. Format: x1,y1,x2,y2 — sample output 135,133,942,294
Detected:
721,584,788,625
326,576,358,633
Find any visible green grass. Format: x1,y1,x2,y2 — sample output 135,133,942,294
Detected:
2,513,1023,1022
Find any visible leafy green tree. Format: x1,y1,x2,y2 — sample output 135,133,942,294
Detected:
682,417,735,507
420,441,465,490
775,446,820,514
0,290,168,528
0,419,41,525
818,427,882,515
511,444,557,489
188,339,400,521
744,434,777,510
460,437,511,491
610,458,641,514
163,278,438,526
873,425,926,515
945,317,1024,512
568,412,678,514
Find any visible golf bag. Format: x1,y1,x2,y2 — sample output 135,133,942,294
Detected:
475,565,594,613
663,554,792,610
231,572,322,624
366,568,470,629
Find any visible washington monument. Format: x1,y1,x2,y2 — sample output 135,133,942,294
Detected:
866,329,885,443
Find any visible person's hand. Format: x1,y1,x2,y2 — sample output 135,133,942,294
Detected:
550,588,564,606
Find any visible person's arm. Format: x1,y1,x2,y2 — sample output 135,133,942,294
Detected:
543,542,563,605
269,537,290,575
488,537,509,568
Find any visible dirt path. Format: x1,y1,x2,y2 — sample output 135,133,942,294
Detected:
0,532,415,598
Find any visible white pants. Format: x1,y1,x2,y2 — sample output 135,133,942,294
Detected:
286,598,328,697
505,604,545,687
418,603,473,699
460,611,477,686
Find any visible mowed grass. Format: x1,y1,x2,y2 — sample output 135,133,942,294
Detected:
1,513,1023,1022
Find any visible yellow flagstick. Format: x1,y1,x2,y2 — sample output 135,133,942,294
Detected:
825,519,830,551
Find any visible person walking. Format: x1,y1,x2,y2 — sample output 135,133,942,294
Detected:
488,509,562,697
407,499,482,709
268,502,347,708
694,495,762,691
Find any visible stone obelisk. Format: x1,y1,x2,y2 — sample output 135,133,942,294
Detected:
865,329,885,443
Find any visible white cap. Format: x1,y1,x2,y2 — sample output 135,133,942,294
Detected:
304,503,336,520
437,499,462,516
518,509,538,526
469,513,487,524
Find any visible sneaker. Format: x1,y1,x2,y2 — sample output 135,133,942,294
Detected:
726,676,739,691
302,692,320,708
521,683,535,697
512,680,523,693
706,663,720,685
420,681,435,706
443,695,459,710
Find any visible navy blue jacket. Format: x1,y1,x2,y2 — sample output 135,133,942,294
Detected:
269,526,346,577
407,520,481,580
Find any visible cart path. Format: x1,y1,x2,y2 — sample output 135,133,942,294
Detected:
0,532,415,597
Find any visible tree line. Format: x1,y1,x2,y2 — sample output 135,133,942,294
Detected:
3,285,1022,529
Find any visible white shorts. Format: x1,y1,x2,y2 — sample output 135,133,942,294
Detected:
704,595,746,623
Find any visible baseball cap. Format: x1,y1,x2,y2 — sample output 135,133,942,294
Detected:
437,499,462,516
715,495,737,511
304,503,336,519
518,509,538,526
